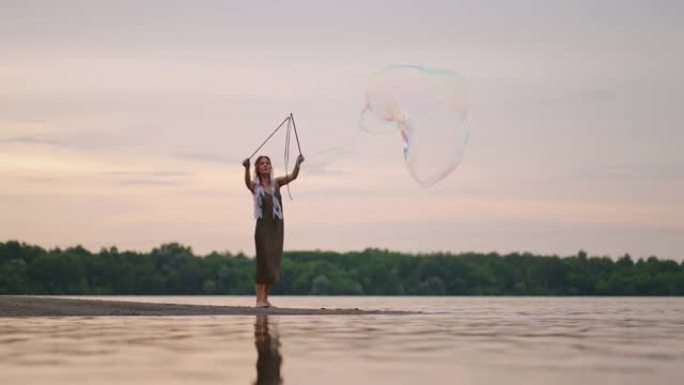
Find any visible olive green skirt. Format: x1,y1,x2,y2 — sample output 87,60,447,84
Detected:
254,193,284,284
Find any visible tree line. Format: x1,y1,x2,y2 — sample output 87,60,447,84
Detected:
1,241,682,295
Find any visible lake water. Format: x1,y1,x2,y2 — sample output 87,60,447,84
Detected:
1,296,683,385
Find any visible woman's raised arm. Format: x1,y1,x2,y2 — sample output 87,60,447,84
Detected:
243,159,254,192
276,155,305,187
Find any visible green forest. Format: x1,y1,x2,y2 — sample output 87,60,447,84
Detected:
1,241,682,295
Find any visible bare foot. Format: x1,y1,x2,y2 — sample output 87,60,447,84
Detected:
255,302,270,308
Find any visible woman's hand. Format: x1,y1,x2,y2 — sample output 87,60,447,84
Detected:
243,158,254,192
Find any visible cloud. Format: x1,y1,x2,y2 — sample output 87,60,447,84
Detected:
103,170,194,187
19,176,62,183
173,151,238,164
302,161,349,176
568,163,684,181
102,170,193,177
0,129,137,152
116,179,187,186
0,135,62,146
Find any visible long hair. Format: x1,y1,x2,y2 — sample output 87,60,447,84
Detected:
253,155,274,183
252,155,282,220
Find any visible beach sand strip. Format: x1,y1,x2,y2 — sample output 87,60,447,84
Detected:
0,296,411,317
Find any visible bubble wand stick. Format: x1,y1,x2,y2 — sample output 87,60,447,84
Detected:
246,113,304,199
247,115,291,160
289,112,303,156
283,113,303,199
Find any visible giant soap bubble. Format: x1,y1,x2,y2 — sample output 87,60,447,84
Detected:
359,65,470,187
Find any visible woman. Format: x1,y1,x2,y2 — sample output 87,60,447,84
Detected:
243,154,304,308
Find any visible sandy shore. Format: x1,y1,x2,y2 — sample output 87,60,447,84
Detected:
0,296,409,317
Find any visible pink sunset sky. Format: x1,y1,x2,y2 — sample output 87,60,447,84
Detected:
1,0,682,260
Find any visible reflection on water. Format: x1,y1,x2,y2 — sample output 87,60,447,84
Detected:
0,297,683,385
254,316,282,385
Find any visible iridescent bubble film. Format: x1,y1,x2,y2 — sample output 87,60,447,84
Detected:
360,65,470,187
